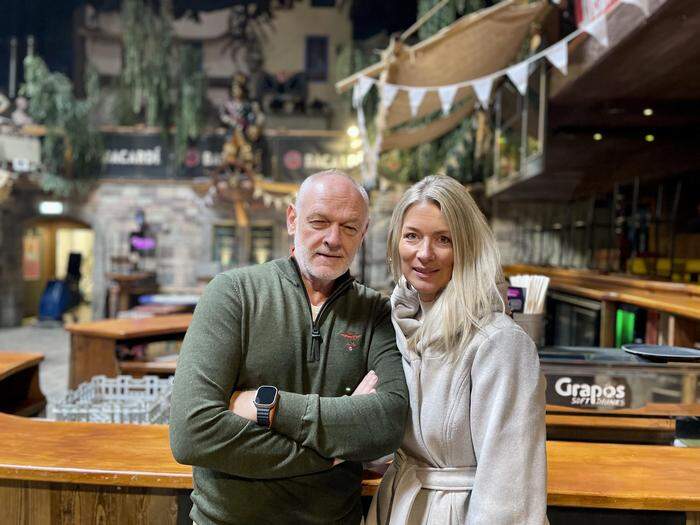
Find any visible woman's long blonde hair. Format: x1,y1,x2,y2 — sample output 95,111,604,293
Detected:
387,175,505,353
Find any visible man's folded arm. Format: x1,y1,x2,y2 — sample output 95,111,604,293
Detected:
169,273,333,479
272,303,409,462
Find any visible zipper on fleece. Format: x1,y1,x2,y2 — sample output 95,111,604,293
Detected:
305,279,353,362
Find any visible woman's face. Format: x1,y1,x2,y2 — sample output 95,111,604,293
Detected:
398,201,454,302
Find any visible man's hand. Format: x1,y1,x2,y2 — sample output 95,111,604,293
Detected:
351,370,378,395
229,390,257,422
332,371,379,467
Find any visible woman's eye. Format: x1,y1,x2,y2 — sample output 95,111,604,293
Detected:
403,232,418,240
438,236,452,245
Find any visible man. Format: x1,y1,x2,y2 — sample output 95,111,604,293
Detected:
170,170,409,525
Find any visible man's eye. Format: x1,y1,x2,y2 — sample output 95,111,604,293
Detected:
344,226,359,235
310,221,327,228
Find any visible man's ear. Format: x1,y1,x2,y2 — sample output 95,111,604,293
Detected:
286,203,297,236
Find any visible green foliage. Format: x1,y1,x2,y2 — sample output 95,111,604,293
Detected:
20,55,103,196
119,0,206,165
174,45,206,164
377,0,488,185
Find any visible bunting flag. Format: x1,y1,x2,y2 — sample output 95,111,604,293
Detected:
352,76,374,108
472,77,494,108
408,88,428,117
382,84,400,109
438,85,459,116
584,15,609,47
621,0,649,16
506,61,530,96
545,40,569,75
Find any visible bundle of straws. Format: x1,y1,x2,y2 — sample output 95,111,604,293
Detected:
509,274,550,314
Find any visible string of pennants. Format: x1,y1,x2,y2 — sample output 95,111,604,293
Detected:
352,0,650,114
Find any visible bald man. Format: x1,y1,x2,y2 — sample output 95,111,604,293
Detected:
170,170,409,525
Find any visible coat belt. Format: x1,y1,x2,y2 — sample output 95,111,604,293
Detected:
384,450,476,523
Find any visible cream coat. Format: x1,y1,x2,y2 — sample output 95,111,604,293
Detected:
367,281,548,524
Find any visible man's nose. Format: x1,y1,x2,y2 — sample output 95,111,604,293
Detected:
324,224,342,248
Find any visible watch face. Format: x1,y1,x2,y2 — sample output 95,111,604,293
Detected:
255,386,277,405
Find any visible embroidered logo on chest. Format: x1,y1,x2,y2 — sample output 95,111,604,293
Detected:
339,331,361,352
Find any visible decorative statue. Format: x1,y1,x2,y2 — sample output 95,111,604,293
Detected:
219,73,265,176
11,96,33,127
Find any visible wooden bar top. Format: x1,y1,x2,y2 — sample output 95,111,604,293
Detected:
504,265,700,320
1,413,700,510
0,352,44,382
64,314,193,339
0,414,191,489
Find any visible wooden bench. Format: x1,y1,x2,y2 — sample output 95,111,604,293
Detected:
0,352,46,416
64,314,192,388
1,413,699,523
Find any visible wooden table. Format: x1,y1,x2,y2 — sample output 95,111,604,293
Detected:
64,314,192,388
504,265,700,347
1,413,699,523
0,352,46,416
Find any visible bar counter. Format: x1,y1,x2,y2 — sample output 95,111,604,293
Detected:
503,265,700,347
1,414,699,523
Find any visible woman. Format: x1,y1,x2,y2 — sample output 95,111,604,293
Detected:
367,175,547,524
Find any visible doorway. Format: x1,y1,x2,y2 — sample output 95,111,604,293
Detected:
22,218,94,321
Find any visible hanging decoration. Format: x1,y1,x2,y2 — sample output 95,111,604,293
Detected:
349,0,651,187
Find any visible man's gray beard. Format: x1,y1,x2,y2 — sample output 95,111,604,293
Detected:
294,237,350,283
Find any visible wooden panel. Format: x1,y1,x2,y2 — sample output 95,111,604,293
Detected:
119,360,177,378
600,300,617,347
0,414,191,489
69,335,120,389
546,441,700,511
0,352,44,382
0,353,46,416
65,314,192,339
0,480,182,525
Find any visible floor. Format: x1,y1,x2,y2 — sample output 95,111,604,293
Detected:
0,324,70,405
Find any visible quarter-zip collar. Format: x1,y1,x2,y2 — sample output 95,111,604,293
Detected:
274,257,354,362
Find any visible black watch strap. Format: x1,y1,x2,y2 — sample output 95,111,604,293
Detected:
257,406,271,427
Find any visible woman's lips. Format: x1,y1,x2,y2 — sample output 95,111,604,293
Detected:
413,267,438,277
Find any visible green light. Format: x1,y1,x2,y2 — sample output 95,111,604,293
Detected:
593,133,603,141
645,134,655,142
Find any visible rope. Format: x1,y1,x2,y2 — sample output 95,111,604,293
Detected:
400,0,452,42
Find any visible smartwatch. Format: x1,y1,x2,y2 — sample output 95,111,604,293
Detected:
254,386,279,428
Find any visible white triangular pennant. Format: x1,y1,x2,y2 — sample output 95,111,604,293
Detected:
471,76,493,108
621,0,649,16
381,84,399,109
506,61,530,96
585,15,609,47
352,76,374,108
407,87,427,117
545,40,569,75
437,85,459,116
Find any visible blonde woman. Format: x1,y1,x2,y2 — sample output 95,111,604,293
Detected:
367,175,548,524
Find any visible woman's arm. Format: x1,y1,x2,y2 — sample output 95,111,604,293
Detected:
467,323,548,524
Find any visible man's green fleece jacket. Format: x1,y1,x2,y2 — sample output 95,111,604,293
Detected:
170,257,409,525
